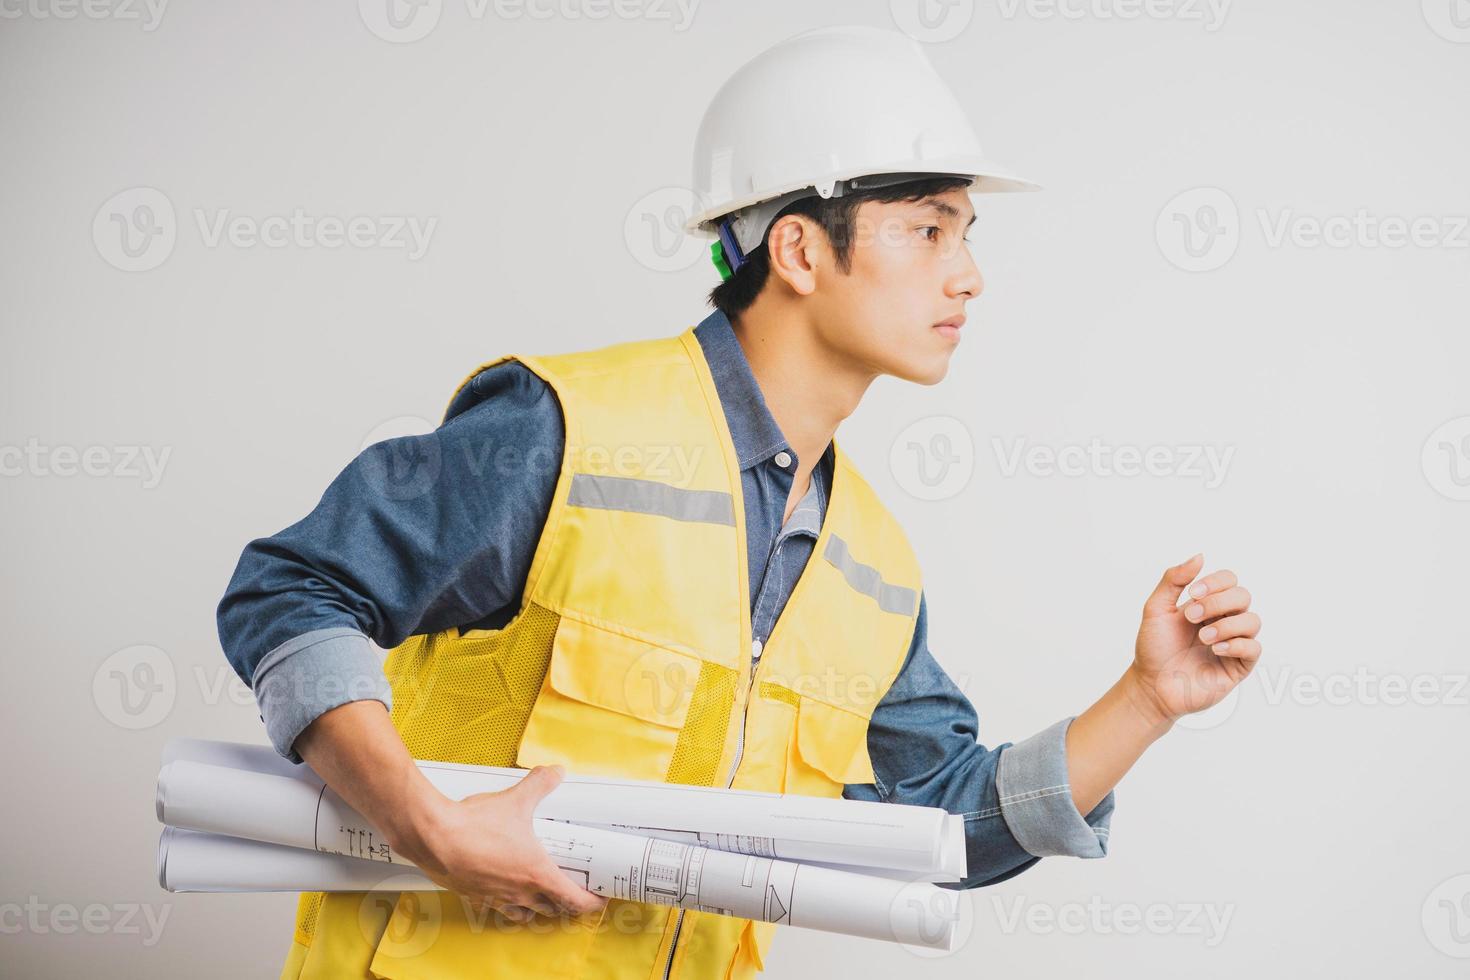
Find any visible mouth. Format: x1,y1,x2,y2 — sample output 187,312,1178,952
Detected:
932,315,965,340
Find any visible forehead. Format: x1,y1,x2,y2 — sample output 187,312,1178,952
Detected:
864,189,975,222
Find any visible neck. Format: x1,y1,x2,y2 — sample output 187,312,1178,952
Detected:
728,299,876,479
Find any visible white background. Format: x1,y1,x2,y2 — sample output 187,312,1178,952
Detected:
2,0,1468,976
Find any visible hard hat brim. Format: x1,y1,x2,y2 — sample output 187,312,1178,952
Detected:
683,156,1042,238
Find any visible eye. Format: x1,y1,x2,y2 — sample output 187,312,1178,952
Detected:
921,226,942,242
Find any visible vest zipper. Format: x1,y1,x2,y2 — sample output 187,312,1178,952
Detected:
660,634,764,980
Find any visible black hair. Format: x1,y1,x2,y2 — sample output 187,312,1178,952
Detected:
705,174,974,320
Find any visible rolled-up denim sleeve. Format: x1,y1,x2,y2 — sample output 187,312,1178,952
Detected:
216,361,563,763
997,715,1113,858
250,628,393,764
844,592,1114,888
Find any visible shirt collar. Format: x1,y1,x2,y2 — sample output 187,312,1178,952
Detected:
693,308,795,471
780,466,825,538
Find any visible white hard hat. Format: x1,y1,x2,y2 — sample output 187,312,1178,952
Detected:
686,24,1039,276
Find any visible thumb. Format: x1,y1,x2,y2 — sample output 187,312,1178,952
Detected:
1143,553,1203,617
508,764,564,811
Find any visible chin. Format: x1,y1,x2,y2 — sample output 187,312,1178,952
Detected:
882,355,952,386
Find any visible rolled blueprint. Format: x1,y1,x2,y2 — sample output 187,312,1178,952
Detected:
156,754,962,949
160,737,966,880
158,826,436,893
156,823,959,950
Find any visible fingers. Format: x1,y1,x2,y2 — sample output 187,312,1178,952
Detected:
470,879,604,924
1184,568,1237,601
533,861,607,916
1197,611,1261,646
1143,553,1205,616
1205,636,1262,663
514,894,567,921
498,904,534,923
1182,585,1252,624
537,884,605,918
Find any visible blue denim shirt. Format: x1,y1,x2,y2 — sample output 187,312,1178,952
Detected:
216,309,1113,888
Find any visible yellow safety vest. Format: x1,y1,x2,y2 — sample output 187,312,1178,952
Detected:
279,326,922,979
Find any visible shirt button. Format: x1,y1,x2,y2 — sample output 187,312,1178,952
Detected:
773,450,792,468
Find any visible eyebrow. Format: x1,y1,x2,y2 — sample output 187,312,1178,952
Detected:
916,199,977,228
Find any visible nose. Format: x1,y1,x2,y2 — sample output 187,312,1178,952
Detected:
947,242,984,300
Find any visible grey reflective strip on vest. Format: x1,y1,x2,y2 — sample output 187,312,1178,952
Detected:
822,534,917,616
566,473,735,526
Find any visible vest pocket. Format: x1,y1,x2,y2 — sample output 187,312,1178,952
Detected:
724,918,775,979
516,615,704,782
784,695,876,797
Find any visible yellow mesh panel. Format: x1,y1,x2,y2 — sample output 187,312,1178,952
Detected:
666,660,737,786
288,607,560,954
387,602,561,767
758,682,799,709
293,891,323,948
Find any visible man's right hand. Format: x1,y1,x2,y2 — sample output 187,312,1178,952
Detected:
295,699,606,923
397,764,609,922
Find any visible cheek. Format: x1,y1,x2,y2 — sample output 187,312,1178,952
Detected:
850,240,926,307
855,249,934,331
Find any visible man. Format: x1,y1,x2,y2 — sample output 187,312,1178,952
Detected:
217,24,1263,979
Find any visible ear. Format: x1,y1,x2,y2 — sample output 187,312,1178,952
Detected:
764,214,820,296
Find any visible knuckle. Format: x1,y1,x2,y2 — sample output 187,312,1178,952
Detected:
533,870,566,895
